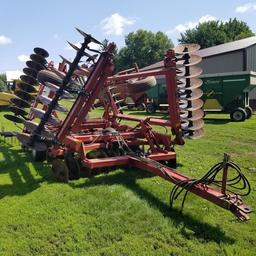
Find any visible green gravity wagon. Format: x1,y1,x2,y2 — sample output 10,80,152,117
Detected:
146,71,256,121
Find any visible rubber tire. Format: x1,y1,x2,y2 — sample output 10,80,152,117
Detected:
37,70,63,86
230,108,247,122
32,149,47,162
136,103,146,111
146,103,156,114
245,106,253,119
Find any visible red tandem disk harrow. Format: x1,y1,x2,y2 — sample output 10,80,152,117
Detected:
1,29,252,221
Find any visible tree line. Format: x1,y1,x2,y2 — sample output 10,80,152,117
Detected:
114,18,254,72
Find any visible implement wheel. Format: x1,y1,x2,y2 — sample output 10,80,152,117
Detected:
146,103,156,114
230,108,246,122
52,159,69,183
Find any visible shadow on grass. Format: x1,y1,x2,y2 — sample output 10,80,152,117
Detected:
203,118,231,125
71,167,235,244
0,139,52,199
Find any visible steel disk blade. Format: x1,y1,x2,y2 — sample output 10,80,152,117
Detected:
37,70,63,85
24,120,55,139
23,67,38,78
11,97,31,108
176,66,203,78
33,47,49,58
180,109,204,121
177,78,203,90
14,89,34,102
179,88,203,100
31,108,61,125
9,106,28,117
176,55,202,67
4,114,24,123
20,75,37,86
174,44,200,54
30,53,47,65
182,119,204,131
17,132,47,150
37,95,68,112
26,60,45,71
17,82,37,93
183,128,204,139
179,98,204,111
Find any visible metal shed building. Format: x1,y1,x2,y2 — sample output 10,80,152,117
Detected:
197,36,256,74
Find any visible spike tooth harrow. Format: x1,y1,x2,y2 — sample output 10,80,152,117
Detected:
1,29,252,221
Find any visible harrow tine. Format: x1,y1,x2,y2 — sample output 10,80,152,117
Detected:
31,108,61,125
20,75,37,86
26,60,45,71
17,82,37,93
75,27,103,45
23,67,38,78
14,89,35,102
44,82,72,98
37,95,68,112
10,97,31,108
9,106,28,117
3,114,24,124
174,44,200,54
24,120,55,139
17,132,47,150
30,53,47,65
115,99,125,104
33,47,49,58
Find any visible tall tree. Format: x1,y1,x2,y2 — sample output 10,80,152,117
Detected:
179,18,255,49
0,73,6,92
115,30,173,71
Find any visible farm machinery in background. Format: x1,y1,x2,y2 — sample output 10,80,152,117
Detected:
0,28,252,221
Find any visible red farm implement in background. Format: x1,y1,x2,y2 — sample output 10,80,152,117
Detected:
1,28,252,221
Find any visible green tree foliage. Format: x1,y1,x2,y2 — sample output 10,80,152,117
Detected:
115,30,173,71
179,18,255,49
0,73,7,92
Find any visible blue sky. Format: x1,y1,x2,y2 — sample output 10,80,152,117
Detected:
0,0,256,73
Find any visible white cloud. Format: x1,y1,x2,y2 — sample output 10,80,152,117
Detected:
167,15,217,34
17,54,30,62
0,35,12,45
100,13,135,36
235,2,256,13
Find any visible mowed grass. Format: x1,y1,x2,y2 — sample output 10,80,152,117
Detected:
0,108,255,256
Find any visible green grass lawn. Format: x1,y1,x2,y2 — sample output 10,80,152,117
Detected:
0,109,255,256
